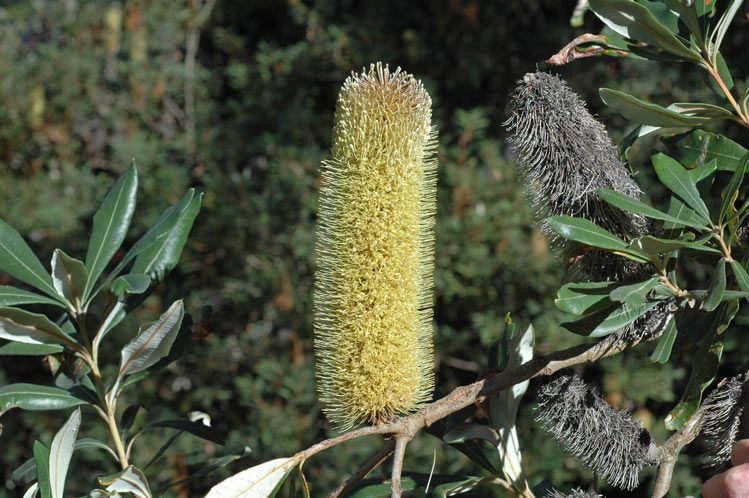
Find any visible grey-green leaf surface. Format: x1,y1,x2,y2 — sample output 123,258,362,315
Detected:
119,300,184,376
589,0,701,60
22,483,39,498
597,188,708,230
75,438,119,462
650,315,677,364
111,274,152,300
669,129,747,171
49,408,80,498
33,442,51,498
730,261,749,303
662,0,703,46
600,88,710,127
98,466,152,498
205,457,299,498
555,281,619,315
51,249,88,308
0,307,79,350
703,258,727,311
562,301,660,337
710,0,743,57
0,342,63,356
130,194,202,285
652,153,712,223
83,164,138,303
0,218,60,300
0,383,87,415
610,277,660,307
719,151,749,224
0,286,64,308
547,216,627,250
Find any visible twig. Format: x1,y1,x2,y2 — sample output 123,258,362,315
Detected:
390,437,410,498
547,33,626,66
328,440,396,498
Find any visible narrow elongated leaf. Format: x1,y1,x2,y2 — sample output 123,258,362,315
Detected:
555,281,618,315
629,234,716,255
0,307,79,350
51,250,88,308
33,442,52,498
12,457,37,483
205,457,299,498
601,88,710,127
703,258,727,311
0,342,63,356
669,102,734,119
597,188,708,230
49,409,81,498
157,447,252,494
75,438,118,462
105,189,196,285
589,0,701,60
23,483,39,498
610,277,660,307
562,301,660,337
145,419,226,445
130,194,202,284
0,218,60,300
652,153,712,223
110,274,151,300
0,384,87,415
668,129,748,171
83,164,138,302
650,315,677,364
710,0,743,56
730,261,749,302
662,0,703,45
119,300,184,376
719,151,749,224
547,216,627,250
98,466,152,498
0,286,65,308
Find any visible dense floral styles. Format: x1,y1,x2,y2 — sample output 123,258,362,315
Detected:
546,488,602,498
314,63,437,429
700,374,746,468
504,71,648,281
536,375,660,490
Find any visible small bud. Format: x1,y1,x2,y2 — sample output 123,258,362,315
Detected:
536,376,659,490
504,72,649,281
700,375,745,467
314,63,437,430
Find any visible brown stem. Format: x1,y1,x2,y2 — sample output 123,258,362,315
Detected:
703,60,749,128
390,437,410,498
328,440,396,498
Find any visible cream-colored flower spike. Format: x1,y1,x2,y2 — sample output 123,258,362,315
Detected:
314,62,437,430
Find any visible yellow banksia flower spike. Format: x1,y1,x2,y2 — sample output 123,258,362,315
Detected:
314,62,437,430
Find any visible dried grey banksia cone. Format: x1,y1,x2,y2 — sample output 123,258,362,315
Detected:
546,488,603,498
504,71,648,282
699,374,746,468
536,375,661,490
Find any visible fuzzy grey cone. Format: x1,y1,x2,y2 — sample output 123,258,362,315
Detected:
700,374,746,468
504,72,649,282
536,375,660,490
546,489,603,498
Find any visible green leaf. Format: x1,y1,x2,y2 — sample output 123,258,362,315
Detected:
119,300,184,376
629,234,713,255
730,260,749,303
0,286,65,308
83,164,138,303
589,0,701,60
142,432,182,469
50,250,88,309
610,277,660,307
600,88,710,127
662,0,703,46
0,383,87,415
0,218,60,300
11,457,37,484
703,258,727,311
652,153,712,223
75,438,118,462
666,301,734,430
597,188,708,230
719,151,749,225
144,418,226,445
562,301,660,337
650,315,677,363
709,0,743,57
23,483,39,498
49,408,80,498
667,129,748,171
205,457,300,498
0,341,63,356
156,447,252,494
668,101,734,119
130,193,202,285
33,441,52,498
110,274,152,300
555,281,619,315
98,466,152,498
0,307,80,350
547,215,649,262
104,189,196,286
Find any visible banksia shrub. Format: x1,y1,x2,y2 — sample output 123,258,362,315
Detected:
504,72,648,282
536,376,660,490
314,63,437,429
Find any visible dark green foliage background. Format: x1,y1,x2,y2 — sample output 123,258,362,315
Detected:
0,1,747,496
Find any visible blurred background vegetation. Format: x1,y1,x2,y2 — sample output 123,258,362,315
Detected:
0,1,747,496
